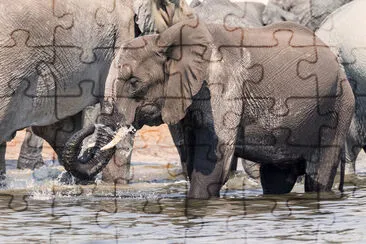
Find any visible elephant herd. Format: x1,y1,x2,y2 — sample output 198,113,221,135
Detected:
0,0,364,198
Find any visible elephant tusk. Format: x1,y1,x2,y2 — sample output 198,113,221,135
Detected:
101,125,136,151
86,142,96,148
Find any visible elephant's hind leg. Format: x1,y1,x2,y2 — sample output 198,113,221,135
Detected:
260,162,305,194
305,77,355,192
0,142,6,181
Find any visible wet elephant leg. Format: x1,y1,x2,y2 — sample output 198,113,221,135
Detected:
17,128,44,169
260,162,305,194
168,123,192,179
0,142,6,180
101,138,134,184
230,156,238,172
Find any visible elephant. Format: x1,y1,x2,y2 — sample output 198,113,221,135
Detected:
316,0,366,175
262,0,354,31
190,0,265,27
0,0,193,181
62,19,355,198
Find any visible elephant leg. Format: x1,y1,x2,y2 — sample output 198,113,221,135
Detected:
230,155,238,172
260,162,304,194
187,126,237,199
304,147,341,192
344,145,360,175
17,128,44,170
101,136,134,184
305,85,354,192
343,118,362,176
168,123,193,179
242,159,260,179
0,142,6,180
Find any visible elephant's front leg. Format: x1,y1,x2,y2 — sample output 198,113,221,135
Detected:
0,142,6,180
101,135,134,184
187,125,237,199
168,123,193,179
260,162,305,194
17,128,44,170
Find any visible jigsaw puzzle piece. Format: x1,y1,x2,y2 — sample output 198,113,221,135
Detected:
17,128,44,170
0,0,73,47
1,30,55,99
53,0,134,63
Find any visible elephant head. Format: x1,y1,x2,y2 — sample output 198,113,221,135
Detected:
134,0,195,34
62,19,213,180
262,1,300,25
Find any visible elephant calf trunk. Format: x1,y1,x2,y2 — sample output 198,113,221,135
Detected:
62,124,117,180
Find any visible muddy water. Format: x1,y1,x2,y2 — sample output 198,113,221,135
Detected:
1,156,366,243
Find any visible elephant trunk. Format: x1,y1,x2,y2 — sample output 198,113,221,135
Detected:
62,124,121,180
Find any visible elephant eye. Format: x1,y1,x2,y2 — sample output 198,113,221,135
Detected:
127,76,141,96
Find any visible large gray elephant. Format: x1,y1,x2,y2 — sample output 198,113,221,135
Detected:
0,0,193,181
316,0,366,175
262,0,353,31
62,19,355,198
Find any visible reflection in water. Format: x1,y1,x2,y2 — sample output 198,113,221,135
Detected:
0,162,365,242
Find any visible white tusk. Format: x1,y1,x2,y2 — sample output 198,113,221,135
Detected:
101,126,136,151
86,142,96,148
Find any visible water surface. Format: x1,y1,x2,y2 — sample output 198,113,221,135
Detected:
1,159,366,243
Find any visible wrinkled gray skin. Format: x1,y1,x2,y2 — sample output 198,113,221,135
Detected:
17,128,44,170
0,128,44,175
63,19,354,198
262,0,353,31
0,0,192,182
191,0,264,27
0,128,44,171
188,0,265,179
316,0,366,175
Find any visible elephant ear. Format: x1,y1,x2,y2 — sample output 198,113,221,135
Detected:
157,19,213,124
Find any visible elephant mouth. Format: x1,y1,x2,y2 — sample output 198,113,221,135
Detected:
134,103,163,129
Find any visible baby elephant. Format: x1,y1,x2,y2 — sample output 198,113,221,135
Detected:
63,19,355,199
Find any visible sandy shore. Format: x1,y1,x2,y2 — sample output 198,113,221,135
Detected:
6,124,366,174
5,125,180,163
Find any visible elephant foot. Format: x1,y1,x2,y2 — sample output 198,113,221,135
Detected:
260,163,304,194
187,182,221,199
188,171,222,199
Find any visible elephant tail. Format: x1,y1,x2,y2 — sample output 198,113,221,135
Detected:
336,68,355,193
339,146,345,192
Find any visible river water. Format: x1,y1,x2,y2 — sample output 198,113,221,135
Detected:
1,157,366,243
